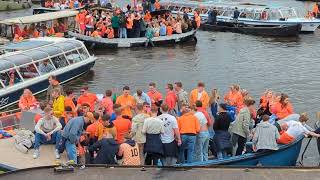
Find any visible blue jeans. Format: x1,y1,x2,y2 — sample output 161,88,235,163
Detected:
34,131,61,149
119,28,127,38
65,140,77,163
179,135,196,163
193,131,210,162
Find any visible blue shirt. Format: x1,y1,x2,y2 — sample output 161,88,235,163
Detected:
160,25,166,36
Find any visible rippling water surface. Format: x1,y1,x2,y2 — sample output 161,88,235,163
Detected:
0,0,320,165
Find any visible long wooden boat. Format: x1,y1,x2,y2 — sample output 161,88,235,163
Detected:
68,30,197,48
181,135,304,167
201,23,302,37
0,37,96,109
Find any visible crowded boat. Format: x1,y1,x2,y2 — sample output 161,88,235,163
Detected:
0,79,318,167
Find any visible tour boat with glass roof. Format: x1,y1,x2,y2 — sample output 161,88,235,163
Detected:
0,37,96,109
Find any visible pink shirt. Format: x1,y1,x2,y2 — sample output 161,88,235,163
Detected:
101,97,113,115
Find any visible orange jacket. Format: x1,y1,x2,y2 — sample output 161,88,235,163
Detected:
107,28,114,39
126,18,133,29
224,91,242,107
178,112,200,134
144,12,152,22
19,95,38,110
64,97,76,113
189,89,209,109
273,102,294,120
165,91,177,110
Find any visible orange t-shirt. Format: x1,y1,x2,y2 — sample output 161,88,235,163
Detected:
144,13,152,22
147,90,163,107
166,26,173,35
115,95,136,118
113,117,132,144
19,95,38,110
178,112,200,134
64,97,76,113
86,121,103,139
224,91,242,107
118,142,141,165
107,28,114,39
77,93,98,111
126,18,133,29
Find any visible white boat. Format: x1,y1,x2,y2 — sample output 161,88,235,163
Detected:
0,37,96,109
162,1,320,32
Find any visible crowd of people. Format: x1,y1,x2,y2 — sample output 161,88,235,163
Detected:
75,2,200,41
17,75,320,165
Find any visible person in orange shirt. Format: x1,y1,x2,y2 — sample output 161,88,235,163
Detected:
178,104,200,163
154,0,161,10
78,10,87,34
115,86,136,118
165,83,177,115
312,3,319,17
91,29,101,38
273,93,294,120
113,104,132,144
100,89,114,116
106,26,114,39
118,133,141,166
147,82,163,108
64,89,76,113
19,89,38,110
144,11,152,22
77,86,98,112
194,12,201,28
189,82,210,109
224,84,242,108
126,14,134,38
166,23,173,35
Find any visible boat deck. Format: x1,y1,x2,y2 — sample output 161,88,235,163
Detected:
2,166,320,180
0,138,68,170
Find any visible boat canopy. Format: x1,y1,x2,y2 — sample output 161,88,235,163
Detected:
0,39,83,71
0,10,78,25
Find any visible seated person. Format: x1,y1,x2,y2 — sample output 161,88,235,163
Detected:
38,60,55,74
33,107,62,159
88,127,119,165
19,89,38,110
252,115,280,152
278,114,320,144
117,133,141,166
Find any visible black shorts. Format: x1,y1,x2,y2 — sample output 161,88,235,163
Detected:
163,140,178,158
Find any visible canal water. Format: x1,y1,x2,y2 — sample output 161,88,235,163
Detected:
0,0,319,166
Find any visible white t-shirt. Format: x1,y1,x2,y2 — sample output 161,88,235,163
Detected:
194,111,207,127
286,121,310,138
142,117,164,135
158,113,178,143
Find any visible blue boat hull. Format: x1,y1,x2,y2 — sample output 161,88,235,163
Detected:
0,61,95,109
181,136,304,167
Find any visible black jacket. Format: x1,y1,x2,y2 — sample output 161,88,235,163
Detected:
89,138,119,164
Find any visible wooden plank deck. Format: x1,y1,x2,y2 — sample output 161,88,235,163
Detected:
0,138,67,169
2,166,320,180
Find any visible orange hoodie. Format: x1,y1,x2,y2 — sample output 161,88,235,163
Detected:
189,89,209,109
178,112,200,135
19,95,38,110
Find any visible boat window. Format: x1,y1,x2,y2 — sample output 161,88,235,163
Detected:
181,7,187,12
222,10,233,17
268,9,281,20
254,13,261,20
17,64,39,80
168,6,175,11
173,6,180,11
66,50,82,64
37,59,55,75
51,55,69,69
0,69,22,87
78,48,89,60
280,9,297,18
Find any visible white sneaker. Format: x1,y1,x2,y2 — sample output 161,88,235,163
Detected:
33,149,40,159
55,149,60,159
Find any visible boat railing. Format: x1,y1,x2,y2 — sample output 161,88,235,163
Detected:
0,108,21,130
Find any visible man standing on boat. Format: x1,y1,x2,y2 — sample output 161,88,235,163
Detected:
47,75,64,104
233,7,240,25
208,7,217,25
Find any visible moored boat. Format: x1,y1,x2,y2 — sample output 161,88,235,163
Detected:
32,6,85,14
161,1,320,33
181,135,304,167
0,37,96,110
68,30,197,48
200,23,302,37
